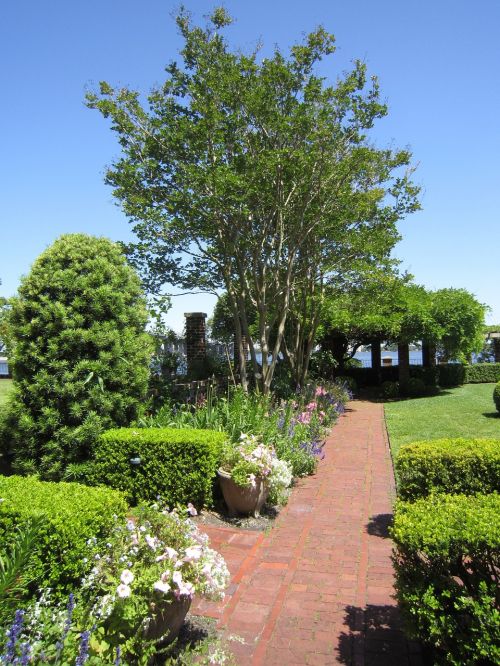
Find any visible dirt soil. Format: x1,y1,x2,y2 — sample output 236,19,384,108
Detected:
192,499,281,532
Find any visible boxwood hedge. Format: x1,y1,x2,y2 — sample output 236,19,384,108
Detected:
464,362,500,384
0,476,127,597
91,427,226,507
494,382,500,413
396,438,500,500
392,493,500,666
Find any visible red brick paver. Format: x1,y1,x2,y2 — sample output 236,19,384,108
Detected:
193,401,422,665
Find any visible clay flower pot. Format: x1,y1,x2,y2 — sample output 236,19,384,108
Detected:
218,468,269,517
144,595,192,645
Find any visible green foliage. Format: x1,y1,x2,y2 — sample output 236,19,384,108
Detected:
494,382,500,413
381,380,399,399
392,493,500,665
0,476,127,598
0,516,45,626
91,427,226,507
2,234,153,480
437,363,465,387
399,377,426,397
396,438,500,500
87,8,419,392
431,288,487,362
464,362,500,384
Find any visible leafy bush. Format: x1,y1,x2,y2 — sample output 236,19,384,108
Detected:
400,377,426,397
396,438,500,500
465,362,500,384
437,363,465,387
494,382,500,414
91,427,226,506
1,234,153,480
0,476,127,598
392,493,500,665
335,375,358,394
381,380,399,399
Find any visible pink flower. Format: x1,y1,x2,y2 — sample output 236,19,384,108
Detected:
153,580,171,594
116,584,131,598
306,401,317,411
315,386,326,397
297,411,311,424
187,503,198,516
120,569,134,585
183,546,202,562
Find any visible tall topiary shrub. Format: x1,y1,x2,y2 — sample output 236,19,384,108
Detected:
1,234,153,479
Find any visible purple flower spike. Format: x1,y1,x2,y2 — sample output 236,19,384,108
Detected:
4,609,24,663
75,630,91,666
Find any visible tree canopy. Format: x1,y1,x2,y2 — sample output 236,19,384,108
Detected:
87,7,420,391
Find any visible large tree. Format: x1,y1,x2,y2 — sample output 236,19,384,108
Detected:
87,8,419,392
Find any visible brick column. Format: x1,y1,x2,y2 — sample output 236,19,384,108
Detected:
184,312,207,374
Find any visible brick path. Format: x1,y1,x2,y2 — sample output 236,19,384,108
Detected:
192,401,423,665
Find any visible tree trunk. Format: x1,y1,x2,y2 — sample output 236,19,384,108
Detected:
370,338,381,383
493,339,500,363
398,343,410,385
422,340,436,367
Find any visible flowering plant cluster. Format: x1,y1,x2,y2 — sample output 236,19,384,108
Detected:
220,434,293,494
0,505,229,664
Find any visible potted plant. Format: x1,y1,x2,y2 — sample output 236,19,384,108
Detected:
81,503,230,656
218,434,293,516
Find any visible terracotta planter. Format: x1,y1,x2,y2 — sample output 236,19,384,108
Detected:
144,595,191,645
218,468,269,517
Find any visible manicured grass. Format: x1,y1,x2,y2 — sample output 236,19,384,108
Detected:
384,383,500,459
0,379,13,411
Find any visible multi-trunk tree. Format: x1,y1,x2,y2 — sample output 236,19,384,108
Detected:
88,8,419,392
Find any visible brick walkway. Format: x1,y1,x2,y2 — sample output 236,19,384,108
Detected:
192,401,423,665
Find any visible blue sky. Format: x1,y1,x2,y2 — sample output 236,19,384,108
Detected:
1,0,499,332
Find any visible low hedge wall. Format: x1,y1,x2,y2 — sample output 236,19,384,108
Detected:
396,438,500,501
92,427,226,506
0,476,127,597
464,362,500,384
392,493,500,666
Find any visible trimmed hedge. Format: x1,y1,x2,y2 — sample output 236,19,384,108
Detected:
494,382,500,413
392,493,500,666
437,363,465,387
396,438,500,501
465,362,500,384
0,476,127,597
91,427,226,506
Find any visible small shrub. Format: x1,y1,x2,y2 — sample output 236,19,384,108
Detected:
396,438,500,500
91,427,226,506
0,476,127,598
381,380,399,399
392,493,500,666
410,365,440,387
400,377,426,397
464,362,500,384
437,363,465,387
494,382,500,413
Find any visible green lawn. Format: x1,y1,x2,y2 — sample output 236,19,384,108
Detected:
384,383,500,459
0,379,13,411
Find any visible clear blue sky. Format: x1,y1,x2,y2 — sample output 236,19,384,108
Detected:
2,0,499,332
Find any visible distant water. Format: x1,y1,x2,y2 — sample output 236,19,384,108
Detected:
354,350,422,367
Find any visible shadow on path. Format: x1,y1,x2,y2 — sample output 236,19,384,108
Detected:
366,513,393,539
337,604,420,665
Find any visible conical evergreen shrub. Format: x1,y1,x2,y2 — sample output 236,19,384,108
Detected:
1,234,152,479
